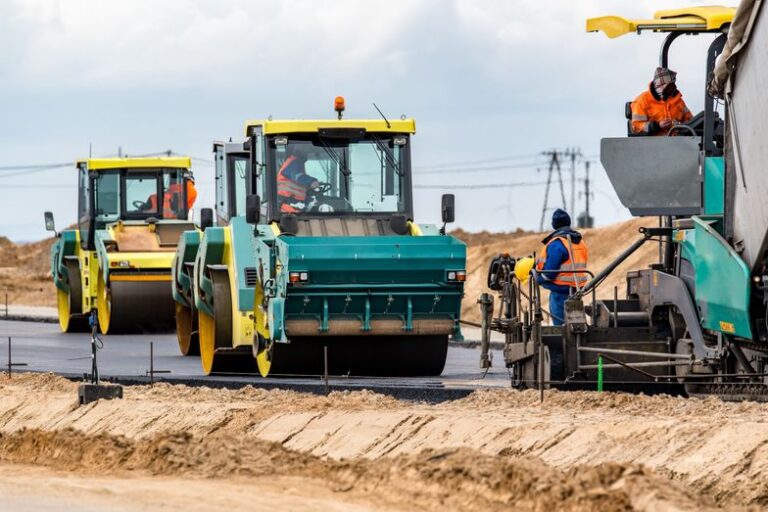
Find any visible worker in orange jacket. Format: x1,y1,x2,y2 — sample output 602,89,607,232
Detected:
631,67,693,136
147,176,198,219
277,146,320,213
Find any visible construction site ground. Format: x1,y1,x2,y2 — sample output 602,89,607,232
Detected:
0,319,508,400
4,217,750,511
1,373,767,511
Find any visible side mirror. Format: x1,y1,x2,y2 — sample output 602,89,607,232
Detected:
44,211,56,233
441,194,455,224
245,194,261,225
200,208,214,230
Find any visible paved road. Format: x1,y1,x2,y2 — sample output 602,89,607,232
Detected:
0,320,511,400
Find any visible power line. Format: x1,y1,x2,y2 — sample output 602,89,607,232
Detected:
0,183,75,189
414,181,549,190
415,153,540,170
415,161,543,175
0,163,70,171
0,165,71,180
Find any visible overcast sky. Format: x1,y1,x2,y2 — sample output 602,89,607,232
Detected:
0,0,735,241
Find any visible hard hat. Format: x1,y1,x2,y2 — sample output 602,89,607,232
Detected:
514,257,534,282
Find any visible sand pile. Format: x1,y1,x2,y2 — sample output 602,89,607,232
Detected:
1,374,767,510
0,235,56,307
0,427,723,512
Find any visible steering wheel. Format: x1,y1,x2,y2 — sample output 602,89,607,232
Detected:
309,182,332,195
132,200,149,211
667,124,697,137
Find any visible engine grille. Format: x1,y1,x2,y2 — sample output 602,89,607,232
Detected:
244,267,258,287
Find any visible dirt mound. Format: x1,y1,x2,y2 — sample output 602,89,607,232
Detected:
0,235,56,307
0,427,721,511
2,374,768,508
461,217,658,322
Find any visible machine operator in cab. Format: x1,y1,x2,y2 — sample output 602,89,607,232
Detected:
146,174,198,219
535,209,588,326
630,67,693,136
277,145,321,213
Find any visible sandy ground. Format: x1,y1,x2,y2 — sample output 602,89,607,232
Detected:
0,464,394,512
0,374,766,511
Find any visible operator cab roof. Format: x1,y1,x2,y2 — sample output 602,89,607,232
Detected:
587,5,735,38
244,119,416,137
76,156,192,171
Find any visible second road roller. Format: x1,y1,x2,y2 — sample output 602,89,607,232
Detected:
172,99,467,376
47,156,209,334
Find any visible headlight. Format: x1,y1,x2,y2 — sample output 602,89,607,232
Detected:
447,270,466,282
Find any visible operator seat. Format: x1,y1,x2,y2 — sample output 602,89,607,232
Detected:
625,101,643,137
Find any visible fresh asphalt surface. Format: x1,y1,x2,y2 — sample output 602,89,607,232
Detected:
0,320,510,400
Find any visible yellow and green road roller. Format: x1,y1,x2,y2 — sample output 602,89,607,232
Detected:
173,101,467,376
47,156,205,334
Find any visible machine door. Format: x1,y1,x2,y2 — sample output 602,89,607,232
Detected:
214,144,229,225
600,136,701,216
77,163,92,250
227,152,249,218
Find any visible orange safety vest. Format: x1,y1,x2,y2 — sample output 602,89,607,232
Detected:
630,87,693,136
535,235,589,287
277,156,308,203
148,181,197,218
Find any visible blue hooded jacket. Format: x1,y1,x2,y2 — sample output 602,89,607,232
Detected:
537,209,583,294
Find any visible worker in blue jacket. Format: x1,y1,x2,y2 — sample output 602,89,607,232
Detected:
535,209,589,326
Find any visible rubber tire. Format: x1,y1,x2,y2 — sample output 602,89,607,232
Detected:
175,302,200,356
57,260,89,333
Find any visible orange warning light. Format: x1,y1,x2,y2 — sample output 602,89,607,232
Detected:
334,96,345,119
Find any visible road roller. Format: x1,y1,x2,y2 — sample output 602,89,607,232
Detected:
47,156,205,334
172,101,466,376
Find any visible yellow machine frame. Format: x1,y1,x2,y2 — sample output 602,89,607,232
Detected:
587,6,735,38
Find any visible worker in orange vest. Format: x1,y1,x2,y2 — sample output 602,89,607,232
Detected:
535,209,588,326
277,146,320,213
630,67,693,136
147,176,198,219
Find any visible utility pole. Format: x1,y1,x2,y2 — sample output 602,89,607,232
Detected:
565,147,582,214
577,160,595,229
539,150,568,232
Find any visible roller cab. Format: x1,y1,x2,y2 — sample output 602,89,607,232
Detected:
48,156,198,334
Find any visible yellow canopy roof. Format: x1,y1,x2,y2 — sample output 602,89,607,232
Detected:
77,156,192,171
587,5,735,38
244,119,416,136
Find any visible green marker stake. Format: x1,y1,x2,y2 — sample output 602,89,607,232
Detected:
597,355,604,393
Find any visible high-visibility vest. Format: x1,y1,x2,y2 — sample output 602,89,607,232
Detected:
630,87,693,136
148,181,197,218
535,235,589,287
277,156,308,202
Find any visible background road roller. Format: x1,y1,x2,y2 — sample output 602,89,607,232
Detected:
173,103,466,376
47,156,204,334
